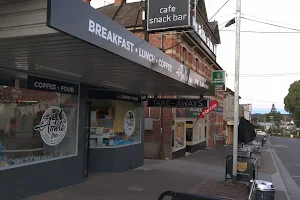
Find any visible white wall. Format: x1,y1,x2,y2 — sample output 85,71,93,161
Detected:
0,0,57,38
223,93,234,121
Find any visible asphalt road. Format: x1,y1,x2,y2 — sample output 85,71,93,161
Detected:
269,136,300,187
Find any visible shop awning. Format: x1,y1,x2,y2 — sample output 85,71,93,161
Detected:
0,0,215,96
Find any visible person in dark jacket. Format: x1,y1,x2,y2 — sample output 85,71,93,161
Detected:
238,117,256,144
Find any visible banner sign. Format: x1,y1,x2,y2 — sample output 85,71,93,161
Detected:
212,70,226,91
197,100,218,119
147,0,191,32
147,98,208,108
27,76,79,95
176,108,202,118
47,0,212,92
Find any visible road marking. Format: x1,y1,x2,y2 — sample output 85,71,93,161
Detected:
279,157,284,159
127,186,144,192
284,164,292,166
292,176,300,178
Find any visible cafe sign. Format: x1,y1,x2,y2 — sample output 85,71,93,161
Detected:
147,0,191,32
47,0,211,92
147,98,208,108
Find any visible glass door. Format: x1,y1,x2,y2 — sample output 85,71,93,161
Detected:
173,121,186,152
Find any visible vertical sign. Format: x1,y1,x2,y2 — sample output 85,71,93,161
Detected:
212,70,226,91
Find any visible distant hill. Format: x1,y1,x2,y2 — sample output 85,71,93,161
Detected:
252,113,292,122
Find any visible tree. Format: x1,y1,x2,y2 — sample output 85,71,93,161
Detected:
284,80,300,127
271,103,277,112
265,111,282,127
265,104,282,127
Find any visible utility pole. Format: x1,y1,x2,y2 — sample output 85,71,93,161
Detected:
143,0,149,42
232,0,242,181
269,116,274,135
285,116,287,132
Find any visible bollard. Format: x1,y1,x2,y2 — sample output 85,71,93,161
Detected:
291,135,293,138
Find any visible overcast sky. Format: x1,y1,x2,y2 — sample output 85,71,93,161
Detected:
91,0,300,114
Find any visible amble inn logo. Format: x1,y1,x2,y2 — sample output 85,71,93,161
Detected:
34,106,68,146
122,110,136,136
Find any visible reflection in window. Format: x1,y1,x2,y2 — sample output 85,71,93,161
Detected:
0,78,78,168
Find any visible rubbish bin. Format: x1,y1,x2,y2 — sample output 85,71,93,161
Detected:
255,180,275,200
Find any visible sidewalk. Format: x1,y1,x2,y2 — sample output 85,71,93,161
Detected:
27,142,284,200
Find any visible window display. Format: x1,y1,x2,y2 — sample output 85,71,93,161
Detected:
0,74,78,169
89,99,141,148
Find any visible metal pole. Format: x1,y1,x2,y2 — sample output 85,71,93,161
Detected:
144,0,149,42
232,0,241,181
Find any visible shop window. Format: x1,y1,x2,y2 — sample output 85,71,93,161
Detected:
0,73,79,169
173,121,185,151
89,99,141,148
196,58,200,72
182,47,188,64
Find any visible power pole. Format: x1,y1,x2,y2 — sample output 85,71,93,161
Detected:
269,116,274,134
144,0,149,42
285,116,287,132
232,0,242,181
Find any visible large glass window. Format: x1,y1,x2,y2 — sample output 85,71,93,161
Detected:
89,99,141,148
0,74,78,169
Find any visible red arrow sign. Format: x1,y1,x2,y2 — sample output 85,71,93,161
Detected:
197,100,219,120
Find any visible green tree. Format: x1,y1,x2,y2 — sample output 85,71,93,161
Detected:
265,104,282,127
265,111,282,127
284,80,300,127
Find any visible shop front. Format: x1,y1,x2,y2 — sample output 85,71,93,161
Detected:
0,0,215,199
173,107,206,156
87,89,144,173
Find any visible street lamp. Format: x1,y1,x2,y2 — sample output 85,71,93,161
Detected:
224,0,242,181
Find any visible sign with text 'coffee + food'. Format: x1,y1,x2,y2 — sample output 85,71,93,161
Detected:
147,98,208,108
147,0,191,32
212,70,226,91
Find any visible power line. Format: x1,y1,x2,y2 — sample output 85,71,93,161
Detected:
241,98,284,104
209,0,231,21
241,17,300,32
227,72,300,77
241,13,298,28
220,30,300,34
212,13,235,20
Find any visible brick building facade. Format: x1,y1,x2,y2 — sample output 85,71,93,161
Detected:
99,0,224,159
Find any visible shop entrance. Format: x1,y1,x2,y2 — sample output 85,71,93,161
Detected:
173,121,186,151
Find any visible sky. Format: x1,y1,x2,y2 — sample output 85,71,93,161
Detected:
91,0,300,114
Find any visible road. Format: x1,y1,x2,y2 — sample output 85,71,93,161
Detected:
269,136,300,186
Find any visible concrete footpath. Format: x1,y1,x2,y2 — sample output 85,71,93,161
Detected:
27,141,286,200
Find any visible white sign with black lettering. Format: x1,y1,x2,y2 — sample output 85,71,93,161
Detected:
34,106,68,146
122,110,136,136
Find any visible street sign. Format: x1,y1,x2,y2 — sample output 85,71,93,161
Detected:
147,98,208,108
212,70,226,91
